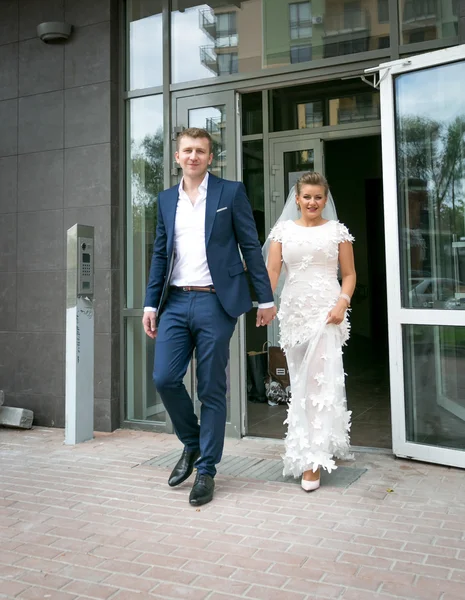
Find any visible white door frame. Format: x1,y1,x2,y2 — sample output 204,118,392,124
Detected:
379,44,465,468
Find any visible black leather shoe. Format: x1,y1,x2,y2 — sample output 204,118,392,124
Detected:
168,448,200,487
189,472,215,506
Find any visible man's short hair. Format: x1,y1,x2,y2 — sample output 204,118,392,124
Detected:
176,127,213,154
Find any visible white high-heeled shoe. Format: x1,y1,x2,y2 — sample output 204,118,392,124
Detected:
301,478,320,492
301,471,320,492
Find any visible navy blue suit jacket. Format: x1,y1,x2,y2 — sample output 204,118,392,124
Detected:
144,173,273,319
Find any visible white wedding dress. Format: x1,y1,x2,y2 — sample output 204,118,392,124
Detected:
269,219,354,476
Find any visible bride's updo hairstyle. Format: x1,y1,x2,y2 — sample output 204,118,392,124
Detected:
296,172,329,198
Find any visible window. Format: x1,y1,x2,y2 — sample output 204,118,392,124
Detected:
378,0,389,23
217,52,238,75
171,0,391,83
127,0,163,90
403,0,437,21
289,2,312,40
297,100,324,128
408,30,426,44
401,0,458,44
329,92,380,125
325,38,368,58
344,1,362,29
290,45,312,64
378,35,390,49
125,94,166,423
216,11,237,47
217,12,236,36
242,92,263,135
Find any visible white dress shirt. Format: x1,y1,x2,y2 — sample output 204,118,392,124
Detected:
144,173,273,311
170,173,212,287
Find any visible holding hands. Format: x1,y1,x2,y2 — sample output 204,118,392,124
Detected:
256,306,277,327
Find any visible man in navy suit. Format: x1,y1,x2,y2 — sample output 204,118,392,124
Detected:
142,128,275,506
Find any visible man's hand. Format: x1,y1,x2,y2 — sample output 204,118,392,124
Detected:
142,311,157,339
256,306,277,327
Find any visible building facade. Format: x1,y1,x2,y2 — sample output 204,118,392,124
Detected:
1,0,465,468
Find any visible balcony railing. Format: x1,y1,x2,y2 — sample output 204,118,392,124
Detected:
215,34,238,48
199,7,238,47
303,112,324,127
199,8,216,40
338,105,380,123
205,116,224,135
200,45,219,74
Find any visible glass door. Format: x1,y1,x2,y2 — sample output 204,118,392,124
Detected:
267,137,324,345
379,45,465,468
175,91,242,437
244,135,324,438
245,134,323,439
269,137,324,236
175,92,237,181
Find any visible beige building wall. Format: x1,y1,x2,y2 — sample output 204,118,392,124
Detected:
237,1,263,72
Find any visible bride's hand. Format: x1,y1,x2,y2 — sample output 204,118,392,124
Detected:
326,302,347,325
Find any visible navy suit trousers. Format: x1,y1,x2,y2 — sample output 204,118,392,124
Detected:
153,289,237,477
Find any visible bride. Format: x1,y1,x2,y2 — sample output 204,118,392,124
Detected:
264,172,356,491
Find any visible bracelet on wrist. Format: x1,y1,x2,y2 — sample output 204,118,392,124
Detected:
339,293,351,306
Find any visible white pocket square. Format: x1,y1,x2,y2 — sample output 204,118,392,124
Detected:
216,207,228,213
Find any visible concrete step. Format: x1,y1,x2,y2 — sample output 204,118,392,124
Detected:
0,394,33,429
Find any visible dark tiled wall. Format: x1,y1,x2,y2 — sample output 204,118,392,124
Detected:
0,0,120,431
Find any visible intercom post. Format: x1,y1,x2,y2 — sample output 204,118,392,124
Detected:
65,224,95,445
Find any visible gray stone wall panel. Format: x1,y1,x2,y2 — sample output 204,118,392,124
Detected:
64,21,110,88
18,150,64,212
0,156,18,213
18,91,64,154
0,99,18,157
19,39,64,96
64,144,111,208
65,0,111,27
11,393,65,427
0,213,17,272
0,0,19,46
0,43,18,101
1,0,119,433
17,271,65,332
64,82,111,148
94,397,116,433
95,333,111,399
16,332,64,396
17,210,64,271
0,273,17,331
0,333,17,393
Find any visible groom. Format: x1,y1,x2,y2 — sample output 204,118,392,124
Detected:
142,128,276,506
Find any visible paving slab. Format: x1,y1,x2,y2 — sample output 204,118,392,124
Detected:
1,427,465,600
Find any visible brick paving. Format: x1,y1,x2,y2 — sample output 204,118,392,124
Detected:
1,428,465,600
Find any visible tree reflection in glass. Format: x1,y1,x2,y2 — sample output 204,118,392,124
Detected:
128,95,164,308
396,61,465,310
126,95,165,422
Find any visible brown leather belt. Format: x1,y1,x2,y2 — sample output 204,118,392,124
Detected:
170,285,216,293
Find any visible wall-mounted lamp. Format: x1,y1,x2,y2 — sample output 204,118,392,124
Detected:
37,22,72,43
